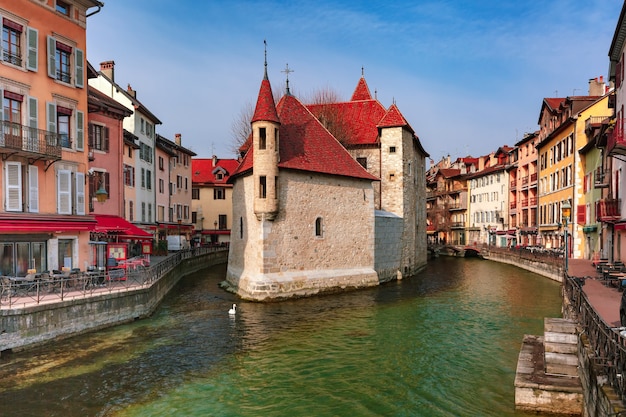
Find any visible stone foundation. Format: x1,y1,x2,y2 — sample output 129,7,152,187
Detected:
224,267,379,301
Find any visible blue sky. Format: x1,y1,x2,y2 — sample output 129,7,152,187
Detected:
87,0,622,161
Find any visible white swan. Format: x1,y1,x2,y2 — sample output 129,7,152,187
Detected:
228,303,237,315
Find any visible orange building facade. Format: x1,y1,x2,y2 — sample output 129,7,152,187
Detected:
0,0,102,275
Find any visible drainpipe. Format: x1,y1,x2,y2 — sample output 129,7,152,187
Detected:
86,2,104,17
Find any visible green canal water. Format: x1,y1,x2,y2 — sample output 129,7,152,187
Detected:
0,258,562,417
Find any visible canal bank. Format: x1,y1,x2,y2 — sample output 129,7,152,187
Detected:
481,247,626,416
0,248,228,354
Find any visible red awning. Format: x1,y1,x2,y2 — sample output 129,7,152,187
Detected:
93,215,153,241
0,215,95,233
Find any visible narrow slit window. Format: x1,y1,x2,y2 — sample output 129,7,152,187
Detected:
259,127,266,150
259,175,266,198
315,217,323,237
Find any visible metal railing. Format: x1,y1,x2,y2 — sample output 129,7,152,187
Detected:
0,246,226,308
0,120,63,159
563,275,626,402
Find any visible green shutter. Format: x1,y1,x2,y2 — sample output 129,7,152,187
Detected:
27,27,38,71
46,102,56,133
74,48,84,88
76,110,84,150
28,165,39,213
47,36,56,79
75,172,85,215
28,97,38,129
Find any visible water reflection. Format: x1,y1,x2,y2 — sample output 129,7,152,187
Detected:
0,258,561,417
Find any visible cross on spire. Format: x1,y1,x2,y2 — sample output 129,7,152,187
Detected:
282,63,294,95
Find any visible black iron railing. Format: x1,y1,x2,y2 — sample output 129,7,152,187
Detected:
0,120,62,159
564,275,626,402
0,247,227,308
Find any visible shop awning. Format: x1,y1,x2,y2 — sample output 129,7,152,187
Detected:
0,215,95,233
93,215,153,241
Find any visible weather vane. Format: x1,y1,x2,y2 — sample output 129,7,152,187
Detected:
282,63,294,95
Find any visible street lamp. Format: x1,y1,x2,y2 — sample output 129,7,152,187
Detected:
561,201,571,274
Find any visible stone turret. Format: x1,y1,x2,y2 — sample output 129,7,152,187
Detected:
251,67,280,221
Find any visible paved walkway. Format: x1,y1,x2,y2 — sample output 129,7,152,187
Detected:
568,258,622,327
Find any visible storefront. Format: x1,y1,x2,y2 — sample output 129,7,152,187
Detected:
90,215,153,271
0,215,94,277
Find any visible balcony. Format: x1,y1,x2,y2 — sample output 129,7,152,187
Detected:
0,121,62,162
607,120,626,156
450,222,465,229
448,202,466,211
510,201,517,210
530,172,537,184
594,167,609,188
596,199,621,222
510,179,517,190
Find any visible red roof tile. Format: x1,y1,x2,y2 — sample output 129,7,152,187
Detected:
192,158,240,185
378,103,414,133
307,100,387,146
275,94,378,180
350,77,372,101
252,77,279,123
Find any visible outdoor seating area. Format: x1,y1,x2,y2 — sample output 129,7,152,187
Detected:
0,266,145,307
595,260,626,290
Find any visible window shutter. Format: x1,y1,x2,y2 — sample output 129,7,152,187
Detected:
577,204,586,225
104,127,109,151
75,110,84,150
88,123,94,148
46,102,57,133
75,172,85,215
26,27,38,71
28,165,39,213
47,35,56,79
57,169,71,214
74,48,84,88
5,162,22,211
28,97,38,129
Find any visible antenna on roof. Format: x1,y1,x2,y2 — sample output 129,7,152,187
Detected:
282,63,293,95
263,39,268,80
361,66,364,77
374,88,377,100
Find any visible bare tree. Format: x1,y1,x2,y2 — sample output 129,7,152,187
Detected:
229,101,254,157
230,87,286,157
305,86,351,145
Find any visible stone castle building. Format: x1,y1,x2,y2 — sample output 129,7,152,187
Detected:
225,63,429,301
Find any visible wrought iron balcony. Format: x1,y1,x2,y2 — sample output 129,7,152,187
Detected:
596,199,621,222
0,121,62,160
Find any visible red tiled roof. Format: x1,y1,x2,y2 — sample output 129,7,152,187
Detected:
192,158,240,185
438,168,461,178
275,94,378,180
252,77,279,123
307,100,387,146
350,77,372,101
378,103,414,133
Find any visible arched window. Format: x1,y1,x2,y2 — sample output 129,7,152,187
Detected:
315,217,323,237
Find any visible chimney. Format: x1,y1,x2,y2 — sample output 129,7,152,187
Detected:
588,76,606,96
175,133,182,146
100,60,115,82
127,84,136,99
212,155,218,167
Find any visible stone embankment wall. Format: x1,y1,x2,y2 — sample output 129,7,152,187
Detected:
0,250,228,353
484,249,563,282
